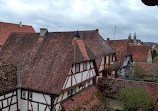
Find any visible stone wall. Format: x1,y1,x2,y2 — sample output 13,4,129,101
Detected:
98,78,158,99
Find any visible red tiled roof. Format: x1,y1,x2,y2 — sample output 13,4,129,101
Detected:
130,45,151,62
78,30,115,69
0,22,35,46
108,40,132,67
0,64,17,93
76,40,89,60
0,32,96,94
46,30,115,69
78,30,115,58
62,86,103,111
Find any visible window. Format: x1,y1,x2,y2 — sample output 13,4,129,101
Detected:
72,88,76,94
83,62,87,71
106,56,109,63
87,81,90,86
29,92,33,100
82,83,86,88
79,84,82,90
22,91,26,99
75,63,80,73
67,90,71,97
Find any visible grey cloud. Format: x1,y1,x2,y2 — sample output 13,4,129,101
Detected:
0,0,158,42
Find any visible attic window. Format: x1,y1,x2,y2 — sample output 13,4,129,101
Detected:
83,62,87,71
82,83,86,88
87,81,90,86
67,90,71,97
75,63,80,73
29,92,33,100
22,91,26,99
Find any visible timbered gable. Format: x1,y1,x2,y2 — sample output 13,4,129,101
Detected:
62,60,96,90
53,60,97,111
98,53,120,79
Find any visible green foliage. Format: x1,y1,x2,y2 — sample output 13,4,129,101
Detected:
117,86,155,111
133,65,146,79
127,65,146,81
152,49,157,59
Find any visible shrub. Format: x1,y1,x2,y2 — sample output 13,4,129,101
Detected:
117,86,155,111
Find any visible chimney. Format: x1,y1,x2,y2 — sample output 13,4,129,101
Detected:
40,28,48,37
107,38,110,44
19,22,22,28
17,62,21,88
75,31,81,40
96,29,99,33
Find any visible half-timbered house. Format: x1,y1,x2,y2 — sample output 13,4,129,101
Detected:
107,39,133,78
0,29,98,111
78,30,121,79
56,30,120,79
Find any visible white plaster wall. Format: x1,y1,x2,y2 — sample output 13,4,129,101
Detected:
99,57,104,71
20,90,51,111
113,55,115,61
0,90,17,111
80,63,83,72
106,55,109,64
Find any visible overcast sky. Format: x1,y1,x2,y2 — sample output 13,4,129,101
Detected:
0,0,158,42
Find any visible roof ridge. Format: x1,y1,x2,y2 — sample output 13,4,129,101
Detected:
0,22,33,27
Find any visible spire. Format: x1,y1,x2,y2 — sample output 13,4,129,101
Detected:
134,32,136,40
128,33,131,41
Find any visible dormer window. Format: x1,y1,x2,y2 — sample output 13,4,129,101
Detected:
83,62,87,71
75,63,80,73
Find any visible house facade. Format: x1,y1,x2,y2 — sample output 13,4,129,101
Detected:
130,45,152,64
0,22,35,49
0,29,98,111
50,30,120,79
76,30,120,79
107,39,133,78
